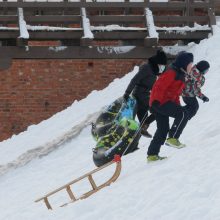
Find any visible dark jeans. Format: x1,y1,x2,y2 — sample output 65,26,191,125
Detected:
147,101,189,156
182,96,199,120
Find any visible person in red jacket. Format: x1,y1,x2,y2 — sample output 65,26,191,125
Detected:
147,51,194,162
165,60,210,148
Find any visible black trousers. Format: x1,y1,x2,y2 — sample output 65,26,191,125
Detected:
182,96,199,120
147,101,189,156
134,91,155,125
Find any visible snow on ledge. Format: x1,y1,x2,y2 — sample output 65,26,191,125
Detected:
145,8,159,39
48,46,68,52
18,8,29,39
0,24,211,33
156,23,211,32
81,8,94,39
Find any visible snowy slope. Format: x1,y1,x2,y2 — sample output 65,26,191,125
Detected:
0,24,220,220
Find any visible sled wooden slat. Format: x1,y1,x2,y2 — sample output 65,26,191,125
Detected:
66,186,76,202
35,158,121,210
43,197,52,210
88,174,97,190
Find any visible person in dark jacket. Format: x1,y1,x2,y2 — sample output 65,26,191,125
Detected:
123,49,167,138
147,51,194,162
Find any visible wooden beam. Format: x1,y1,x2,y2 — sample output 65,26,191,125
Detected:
154,16,209,24
0,1,212,9
17,7,29,46
0,46,158,60
158,31,210,40
22,15,81,24
80,7,93,46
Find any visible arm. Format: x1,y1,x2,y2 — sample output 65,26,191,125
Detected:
125,64,149,95
194,76,205,100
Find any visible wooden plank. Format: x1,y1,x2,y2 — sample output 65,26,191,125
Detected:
208,8,216,26
154,16,209,23
0,2,186,9
88,175,98,190
93,31,146,40
144,37,158,47
0,46,158,60
0,15,209,25
158,31,210,40
66,186,76,201
0,1,211,9
0,15,17,22
90,15,144,24
43,197,52,210
24,15,81,24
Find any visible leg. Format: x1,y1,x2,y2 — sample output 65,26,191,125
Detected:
182,97,199,120
153,101,189,140
147,113,169,156
134,92,150,124
166,103,189,139
145,113,156,125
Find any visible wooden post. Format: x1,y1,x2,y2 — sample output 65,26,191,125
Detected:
80,7,93,46
17,7,29,46
88,175,97,190
185,0,194,27
208,0,216,34
43,197,52,210
66,186,77,201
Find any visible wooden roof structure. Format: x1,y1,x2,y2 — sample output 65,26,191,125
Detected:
0,0,218,69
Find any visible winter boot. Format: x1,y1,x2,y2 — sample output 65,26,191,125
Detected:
147,155,167,162
141,124,152,138
165,138,186,149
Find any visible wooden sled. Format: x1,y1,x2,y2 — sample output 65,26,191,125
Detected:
35,155,122,210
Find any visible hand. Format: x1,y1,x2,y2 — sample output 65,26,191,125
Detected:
123,93,129,102
202,96,209,103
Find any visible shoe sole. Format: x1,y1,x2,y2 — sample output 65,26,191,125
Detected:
165,143,186,149
147,157,168,163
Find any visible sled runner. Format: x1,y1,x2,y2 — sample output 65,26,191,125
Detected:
35,155,121,210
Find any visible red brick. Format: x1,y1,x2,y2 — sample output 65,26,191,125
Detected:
0,59,142,141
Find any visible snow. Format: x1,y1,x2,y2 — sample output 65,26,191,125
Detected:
49,46,68,52
18,8,29,39
145,8,159,39
0,17,220,220
156,23,211,33
81,8,94,39
96,46,136,54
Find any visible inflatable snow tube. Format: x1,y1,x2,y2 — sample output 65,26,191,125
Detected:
92,97,140,167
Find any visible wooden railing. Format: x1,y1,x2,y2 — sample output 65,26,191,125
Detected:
0,0,217,69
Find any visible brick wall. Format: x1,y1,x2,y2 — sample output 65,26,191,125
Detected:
0,59,142,141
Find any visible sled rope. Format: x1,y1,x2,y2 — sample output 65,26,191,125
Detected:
35,155,122,210
122,110,149,156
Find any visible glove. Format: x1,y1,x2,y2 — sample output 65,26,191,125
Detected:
123,93,130,102
202,96,209,103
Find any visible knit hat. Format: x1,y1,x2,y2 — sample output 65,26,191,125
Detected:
173,51,194,71
150,50,167,65
196,60,210,74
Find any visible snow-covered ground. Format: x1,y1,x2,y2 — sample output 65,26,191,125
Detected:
0,19,220,220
